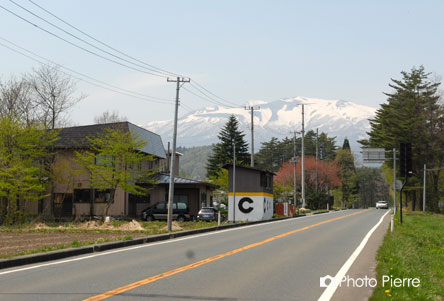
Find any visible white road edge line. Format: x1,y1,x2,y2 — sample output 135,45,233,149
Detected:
0,210,344,276
318,210,391,301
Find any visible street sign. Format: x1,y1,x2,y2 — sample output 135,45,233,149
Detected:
395,180,403,190
362,148,386,163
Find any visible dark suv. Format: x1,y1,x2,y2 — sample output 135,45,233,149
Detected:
141,201,190,222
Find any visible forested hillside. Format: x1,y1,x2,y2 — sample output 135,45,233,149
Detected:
177,145,213,180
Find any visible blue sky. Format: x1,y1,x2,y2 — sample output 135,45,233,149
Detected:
1,0,443,125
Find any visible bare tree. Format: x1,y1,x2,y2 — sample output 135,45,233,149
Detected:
0,77,36,124
30,65,85,129
94,110,127,124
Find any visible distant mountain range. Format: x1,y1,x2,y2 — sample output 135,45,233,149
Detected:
143,97,377,153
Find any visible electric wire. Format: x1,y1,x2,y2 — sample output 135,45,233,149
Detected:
9,0,175,78
1,2,246,111
0,3,169,78
0,39,174,105
191,80,239,107
26,0,183,78
0,36,174,102
182,86,236,108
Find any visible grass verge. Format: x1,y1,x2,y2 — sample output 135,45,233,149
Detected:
370,211,444,300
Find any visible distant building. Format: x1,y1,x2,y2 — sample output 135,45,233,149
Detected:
27,122,216,219
223,164,274,222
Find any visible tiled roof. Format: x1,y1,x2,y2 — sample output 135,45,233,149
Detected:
54,122,166,159
153,173,218,188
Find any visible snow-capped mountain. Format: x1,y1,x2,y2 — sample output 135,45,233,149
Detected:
143,97,376,153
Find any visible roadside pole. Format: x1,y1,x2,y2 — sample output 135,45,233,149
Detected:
423,164,426,212
166,77,190,232
393,148,396,216
392,148,396,232
233,137,236,223
301,104,306,208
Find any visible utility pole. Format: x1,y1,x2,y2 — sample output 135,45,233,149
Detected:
301,104,306,208
245,106,260,167
233,137,236,223
423,164,426,212
315,128,319,193
166,77,190,232
393,148,396,216
292,131,298,208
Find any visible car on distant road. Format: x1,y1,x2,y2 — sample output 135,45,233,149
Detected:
376,201,389,209
142,201,190,222
196,207,219,222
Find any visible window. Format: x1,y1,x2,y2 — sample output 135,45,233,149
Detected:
96,154,114,167
155,203,166,210
94,189,112,203
129,194,150,203
174,195,188,203
74,189,92,203
177,202,187,210
260,173,272,189
260,173,267,187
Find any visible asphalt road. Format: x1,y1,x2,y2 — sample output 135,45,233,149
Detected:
0,209,389,301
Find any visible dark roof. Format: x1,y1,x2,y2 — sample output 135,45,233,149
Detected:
54,122,166,159
153,173,218,189
222,164,276,175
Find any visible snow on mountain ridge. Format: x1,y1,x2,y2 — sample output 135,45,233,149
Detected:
143,97,376,152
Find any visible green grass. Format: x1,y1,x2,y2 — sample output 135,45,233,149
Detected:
0,236,135,259
370,211,444,300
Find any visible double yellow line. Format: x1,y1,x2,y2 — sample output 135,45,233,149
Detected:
84,210,366,300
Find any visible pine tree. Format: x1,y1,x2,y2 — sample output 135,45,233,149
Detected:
361,66,444,211
206,115,250,178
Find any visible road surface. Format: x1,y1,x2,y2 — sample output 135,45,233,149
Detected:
0,209,390,301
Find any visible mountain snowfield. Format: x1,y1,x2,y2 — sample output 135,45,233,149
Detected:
143,97,377,153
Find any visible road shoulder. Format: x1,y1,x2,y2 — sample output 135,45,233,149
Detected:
331,210,391,301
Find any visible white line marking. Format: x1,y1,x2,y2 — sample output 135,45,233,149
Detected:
0,210,345,276
318,210,390,301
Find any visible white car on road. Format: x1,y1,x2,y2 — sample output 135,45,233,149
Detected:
376,201,389,209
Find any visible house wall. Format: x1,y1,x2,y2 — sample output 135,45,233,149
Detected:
39,149,166,218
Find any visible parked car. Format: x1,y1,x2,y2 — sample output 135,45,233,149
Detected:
196,207,219,222
376,201,389,209
142,201,190,222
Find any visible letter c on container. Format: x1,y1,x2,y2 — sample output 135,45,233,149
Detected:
239,197,254,213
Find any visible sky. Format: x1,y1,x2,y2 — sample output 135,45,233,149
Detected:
1,0,444,127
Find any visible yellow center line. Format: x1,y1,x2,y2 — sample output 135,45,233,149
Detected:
84,210,367,301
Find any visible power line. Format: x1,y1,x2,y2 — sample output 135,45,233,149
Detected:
0,39,174,105
0,3,168,78
26,0,184,78
192,80,239,107
0,36,174,102
183,86,237,108
9,0,174,78
2,2,245,112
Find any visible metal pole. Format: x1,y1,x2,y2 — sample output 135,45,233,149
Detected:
233,139,236,223
316,128,318,193
423,164,426,212
245,106,259,167
393,148,396,216
166,77,189,232
293,132,297,209
301,104,306,208
251,107,254,166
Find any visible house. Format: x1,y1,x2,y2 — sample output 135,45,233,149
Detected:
36,122,216,219
223,164,274,222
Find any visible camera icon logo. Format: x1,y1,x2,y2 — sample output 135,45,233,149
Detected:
320,275,336,288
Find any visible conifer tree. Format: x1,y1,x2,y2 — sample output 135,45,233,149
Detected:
361,66,444,211
206,115,250,178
